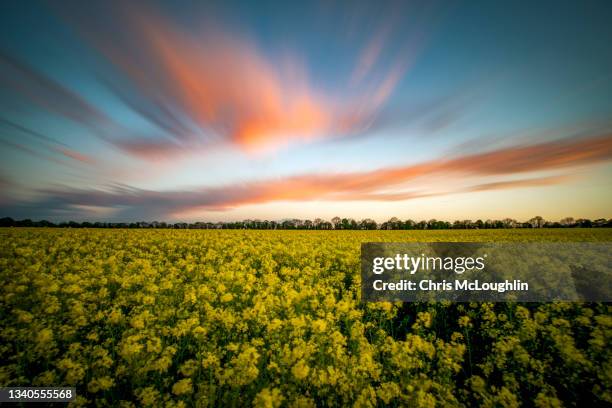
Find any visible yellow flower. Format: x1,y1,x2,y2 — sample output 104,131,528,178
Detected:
377,382,401,404
179,360,198,377
458,316,472,328
291,359,310,380
57,358,85,385
87,376,115,393
311,319,327,333
136,387,159,406
172,378,193,396
254,387,284,408
36,328,53,345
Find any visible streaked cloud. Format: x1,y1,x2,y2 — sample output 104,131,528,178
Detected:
53,148,96,165
464,175,572,192
27,2,424,159
0,52,109,129
4,133,610,220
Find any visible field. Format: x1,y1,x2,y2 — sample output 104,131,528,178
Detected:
1,228,611,407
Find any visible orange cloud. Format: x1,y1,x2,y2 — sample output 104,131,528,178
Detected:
465,175,573,192
442,134,612,175
63,5,410,154
54,148,96,165
19,133,612,220
186,133,612,210
209,133,612,207
137,15,404,152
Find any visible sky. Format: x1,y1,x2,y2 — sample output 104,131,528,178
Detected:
0,0,611,222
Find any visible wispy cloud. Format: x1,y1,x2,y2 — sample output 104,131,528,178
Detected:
464,175,572,192
89,7,415,154
53,148,96,165
0,112,95,166
0,117,69,147
0,52,109,129
1,1,437,160
0,139,68,167
4,133,610,220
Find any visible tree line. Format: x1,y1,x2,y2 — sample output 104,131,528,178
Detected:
1,216,610,230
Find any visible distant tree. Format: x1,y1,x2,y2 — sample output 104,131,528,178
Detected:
502,218,517,228
528,216,545,228
319,221,332,230
340,218,350,230
0,217,15,227
359,218,377,230
428,219,450,229
593,218,607,228
388,217,400,230
16,219,34,227
281,220,294,229
403,219,416,230
331,217,341,229
1,215,609,230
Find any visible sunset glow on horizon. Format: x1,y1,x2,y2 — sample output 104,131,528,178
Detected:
1,0,611,222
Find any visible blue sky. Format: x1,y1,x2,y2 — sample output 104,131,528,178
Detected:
0,0,611,222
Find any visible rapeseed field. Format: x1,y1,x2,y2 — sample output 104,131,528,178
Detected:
1,228,610,406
